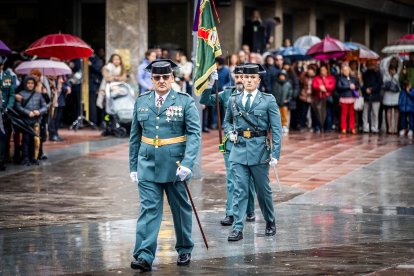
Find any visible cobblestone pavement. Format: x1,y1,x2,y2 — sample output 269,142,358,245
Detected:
0,130,413,275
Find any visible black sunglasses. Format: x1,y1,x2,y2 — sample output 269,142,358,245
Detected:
152,75,171,81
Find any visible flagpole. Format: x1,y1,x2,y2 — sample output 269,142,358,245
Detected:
192,0,202,179
214,80,223,145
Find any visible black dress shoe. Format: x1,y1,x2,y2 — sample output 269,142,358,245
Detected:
0,163,6,171
202,127,210,133
220,215,234,226
177,253,191,266
228,230,243,241
22,159,31,166
57,135,65,141
246,213,256,222
130,258,151,271
265,220,276,236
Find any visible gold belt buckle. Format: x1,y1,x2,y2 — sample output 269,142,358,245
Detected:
153,137,161,147
243,130,251,138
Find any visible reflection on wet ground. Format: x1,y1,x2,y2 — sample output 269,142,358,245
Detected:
0,135,413,275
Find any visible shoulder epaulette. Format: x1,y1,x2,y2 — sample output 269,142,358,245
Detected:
176,91,190,97
138,91,152,97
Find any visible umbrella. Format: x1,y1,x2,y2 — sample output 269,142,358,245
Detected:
25,33,93,60
306,35,350,60
0,40,12,56
6,108,37,136
15,59,72,76
344,42,379,60
382,35,414,54
278,46,311,60
294,35,321,50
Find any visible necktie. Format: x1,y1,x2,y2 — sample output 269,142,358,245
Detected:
245,93,252,111
156,97,164,112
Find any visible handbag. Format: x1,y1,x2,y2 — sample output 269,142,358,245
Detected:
354,96,364,111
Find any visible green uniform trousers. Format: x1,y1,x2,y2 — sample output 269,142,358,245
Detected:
133,180,194,265
224,149,255,216
231,163,275,232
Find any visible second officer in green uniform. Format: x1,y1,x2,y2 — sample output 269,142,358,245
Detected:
129,60,201,271
224,63,282,241
200,65,256,225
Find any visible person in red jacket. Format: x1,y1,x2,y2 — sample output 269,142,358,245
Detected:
311,64,336,132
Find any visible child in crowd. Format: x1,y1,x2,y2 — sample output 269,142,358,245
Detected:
399,80,414,138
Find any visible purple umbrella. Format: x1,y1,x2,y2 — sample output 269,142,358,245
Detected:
15,59,72,76
0,40,12,56
306,35,350,60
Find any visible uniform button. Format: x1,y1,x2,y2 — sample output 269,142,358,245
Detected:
156,117,160,120
156,126,159,129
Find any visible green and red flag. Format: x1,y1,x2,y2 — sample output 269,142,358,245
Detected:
193,0,222,96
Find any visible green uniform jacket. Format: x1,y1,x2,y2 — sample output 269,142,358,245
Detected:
224,91,282,165
129,89,201,183
199,87,238,150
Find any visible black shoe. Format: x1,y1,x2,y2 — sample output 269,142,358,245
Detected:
228,230,243,241
22,158,31,166
202,127,210,133
38,153,48,160
49,135,61,142
57,135,64,141
177,253,191,266
246,213,255,222
0,163,6,171
220,215,234,226
265,220,276,236
30,159,40,166
130,258,151,271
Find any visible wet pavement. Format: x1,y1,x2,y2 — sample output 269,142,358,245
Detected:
0,131,413,275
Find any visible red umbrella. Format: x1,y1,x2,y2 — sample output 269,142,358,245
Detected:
25,33,93,60
306,35,350,60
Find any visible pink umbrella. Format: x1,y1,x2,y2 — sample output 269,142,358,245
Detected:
15,59,72,76
306,35,351,60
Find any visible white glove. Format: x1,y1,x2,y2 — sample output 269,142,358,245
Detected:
228,131,237,142
269,158,278,168
130,172,138,182
208,70,218,87
176,165,192,181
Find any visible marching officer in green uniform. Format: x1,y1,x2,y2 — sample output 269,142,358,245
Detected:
200,65,256,226
224,63,282,241
129,59,201,271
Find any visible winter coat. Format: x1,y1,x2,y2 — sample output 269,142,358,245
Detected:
336,75,360,98
400,60,414,87
312,75,336,100
262,64,279,93
271,78,292,107
399,88,414,113
14,77,48,125
299,73,314,103
362,70,382,102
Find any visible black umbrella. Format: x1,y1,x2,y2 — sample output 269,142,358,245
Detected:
6,108,37,136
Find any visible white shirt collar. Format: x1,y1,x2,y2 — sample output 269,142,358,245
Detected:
155,90,170,102
242,89,258,103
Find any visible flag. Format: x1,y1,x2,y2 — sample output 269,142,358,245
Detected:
193,0,222,96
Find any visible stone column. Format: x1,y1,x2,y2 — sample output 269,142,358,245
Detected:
106,0,148,85
350,19,370,46
293,6,316,40
216,0,243,55
387,20,409,44
325,13,345,41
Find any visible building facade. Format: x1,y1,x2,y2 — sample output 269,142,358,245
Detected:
1,0,413,82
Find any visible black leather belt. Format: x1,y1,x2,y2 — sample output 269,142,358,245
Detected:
237,130,267,138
